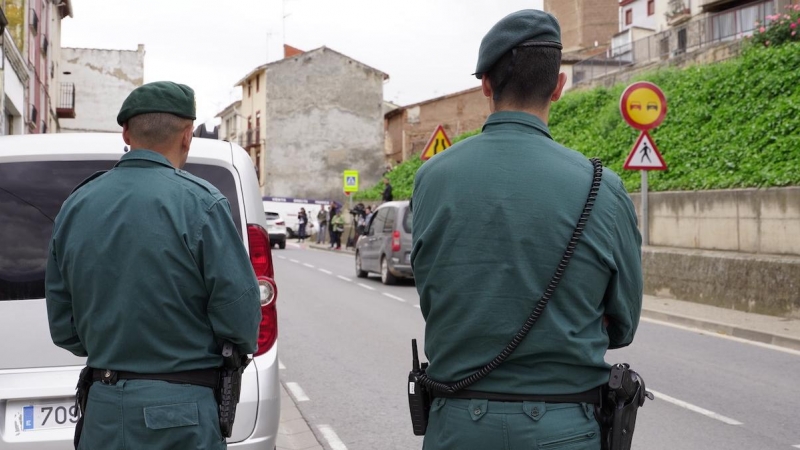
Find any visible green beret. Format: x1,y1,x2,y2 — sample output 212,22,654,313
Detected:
117,81,196,125
474,9,562,79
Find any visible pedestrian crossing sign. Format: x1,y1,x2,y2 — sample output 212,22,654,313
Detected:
343,170,359,192
420,125,452,161
623,131,667,170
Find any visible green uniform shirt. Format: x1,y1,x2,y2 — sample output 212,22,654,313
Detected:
411,111,643,395
46,149,261,373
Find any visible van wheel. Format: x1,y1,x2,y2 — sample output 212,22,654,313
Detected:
381,256,397,285
279,240,286,249
355,252,368,278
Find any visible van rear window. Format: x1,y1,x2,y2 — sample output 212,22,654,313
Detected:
0,160,239,301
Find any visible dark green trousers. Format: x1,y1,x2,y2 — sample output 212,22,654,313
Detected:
79,380,225,450
423,397,601,450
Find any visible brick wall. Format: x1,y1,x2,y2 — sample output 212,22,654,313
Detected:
386,87,490,163
545,0,619,51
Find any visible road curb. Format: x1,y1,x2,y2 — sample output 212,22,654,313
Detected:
641,309,800,351
277,381,324,450
307,243,355,254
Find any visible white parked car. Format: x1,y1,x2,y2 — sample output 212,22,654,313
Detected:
265,211,288,249
0,134,281,449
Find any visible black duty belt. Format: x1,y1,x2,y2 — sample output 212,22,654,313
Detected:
91,368,219,389
433,387,602,404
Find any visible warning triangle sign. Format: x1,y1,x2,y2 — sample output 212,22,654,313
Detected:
420,125,452,161
623,131,667,170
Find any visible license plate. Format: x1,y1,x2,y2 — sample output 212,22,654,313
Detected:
13,399,79,432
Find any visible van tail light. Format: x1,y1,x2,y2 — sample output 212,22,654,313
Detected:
392,230,401,252
275,221,285,226
247,224,278,357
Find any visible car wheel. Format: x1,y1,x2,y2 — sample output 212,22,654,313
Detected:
381,256,397,285
278,240,286,250
355,252,368,278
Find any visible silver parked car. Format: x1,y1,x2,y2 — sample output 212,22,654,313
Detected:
354,201,414,284
0,133,280,449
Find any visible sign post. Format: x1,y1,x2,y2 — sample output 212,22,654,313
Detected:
620,81,668,246
343,170,359,211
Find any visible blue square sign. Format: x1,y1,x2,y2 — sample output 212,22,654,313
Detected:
23,405,34,430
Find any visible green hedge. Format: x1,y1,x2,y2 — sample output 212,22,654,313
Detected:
356,42,800,200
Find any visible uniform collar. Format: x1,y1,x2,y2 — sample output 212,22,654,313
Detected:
481,111,553,140
115,149,176,169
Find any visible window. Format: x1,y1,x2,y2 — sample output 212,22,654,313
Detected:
256,76,260,93
369,209,388,236
248,81,252,98
256,111,261,128
648,0,655,16
402,207,412,233
383,207,396,233
247,116,252,129
0,160,243,301
625,9,633,25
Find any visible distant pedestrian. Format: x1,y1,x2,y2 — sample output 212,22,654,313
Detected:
316,206,328,244
331,209,345,250
328,205,337,248
382,177,393,203
297,208,308,242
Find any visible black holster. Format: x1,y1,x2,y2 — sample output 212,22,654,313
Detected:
73,366,93,449
595,364,653,450
216,342,251,438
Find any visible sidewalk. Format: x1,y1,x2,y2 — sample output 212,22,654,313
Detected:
640,295,800,351
307,242,355,254
277,382,324,450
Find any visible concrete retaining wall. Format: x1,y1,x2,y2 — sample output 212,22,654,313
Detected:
643,246,800,318
630,187,800,256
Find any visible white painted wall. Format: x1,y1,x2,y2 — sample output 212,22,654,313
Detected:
621,0,657,31
59,45,144,133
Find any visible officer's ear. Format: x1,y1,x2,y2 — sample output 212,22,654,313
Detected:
551,72,568,103
181,123,193,152
122,123,133,145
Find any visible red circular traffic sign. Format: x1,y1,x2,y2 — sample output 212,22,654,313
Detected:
620,82,667,131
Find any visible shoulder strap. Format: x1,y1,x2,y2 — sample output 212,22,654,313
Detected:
421,158,604,393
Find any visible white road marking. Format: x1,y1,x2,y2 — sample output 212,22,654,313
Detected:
649,389,742,425
641,317,800,356
358,283,376,291
318,425,348,450
318,269,333,275
278,360,286,370
276,255,286,260
338,275,353,282
383,293,406,302
413,305,421,309
289,259,300,264
285,382,310,402
303,263,315,268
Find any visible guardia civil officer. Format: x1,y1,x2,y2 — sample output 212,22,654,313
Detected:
411,10,643,450
45,82,262,450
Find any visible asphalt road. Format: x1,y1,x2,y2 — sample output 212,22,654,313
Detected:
274,245,800,450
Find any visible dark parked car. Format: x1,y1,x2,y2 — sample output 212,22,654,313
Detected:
354,201,413,284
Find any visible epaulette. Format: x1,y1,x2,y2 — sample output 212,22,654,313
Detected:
71,171,108,194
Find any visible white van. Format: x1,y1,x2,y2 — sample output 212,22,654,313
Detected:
262,196,331,238
0,134,281,450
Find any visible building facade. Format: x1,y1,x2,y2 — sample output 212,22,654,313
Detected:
0,0,72,134
261,47,387,201
1,5,29,135
384,86,489,164
58,46,145,133
544,0,620,52
216,100,243,144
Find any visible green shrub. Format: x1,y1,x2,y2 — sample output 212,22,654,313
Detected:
356,42,800,199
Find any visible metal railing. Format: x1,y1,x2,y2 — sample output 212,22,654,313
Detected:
56,82,76,118
573,0,775,86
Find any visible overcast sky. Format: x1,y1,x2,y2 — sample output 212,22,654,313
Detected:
62,0,543,126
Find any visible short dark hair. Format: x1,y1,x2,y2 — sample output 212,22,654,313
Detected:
485,46,562,109
127,113,193,148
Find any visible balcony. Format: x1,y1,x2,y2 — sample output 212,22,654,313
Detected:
57,82,76,119
666,0,693,26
